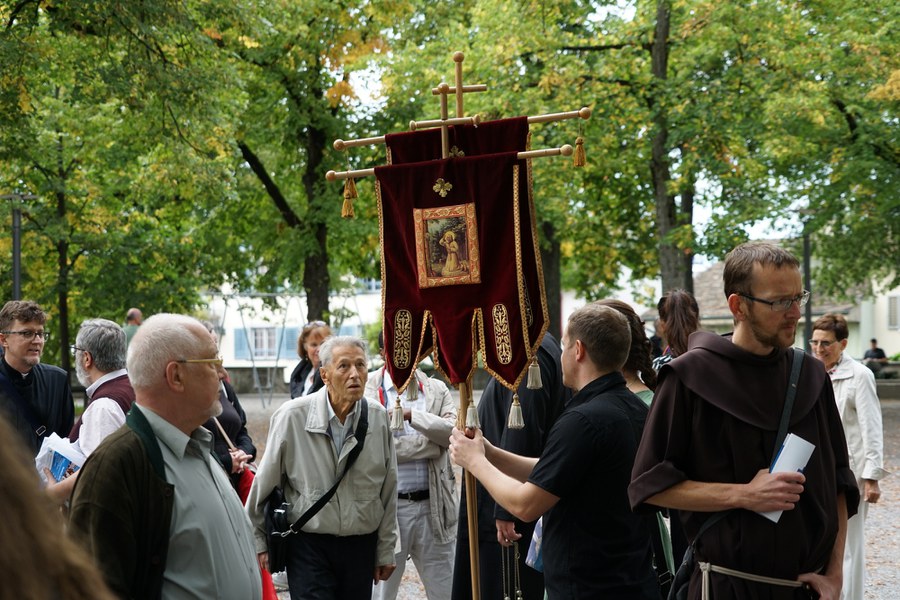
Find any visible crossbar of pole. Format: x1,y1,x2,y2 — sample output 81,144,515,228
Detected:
332,108,591,152
325,145,574,182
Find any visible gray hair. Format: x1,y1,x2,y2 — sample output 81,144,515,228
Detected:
76,319,127,372
127,314,209,390
318,336,368,368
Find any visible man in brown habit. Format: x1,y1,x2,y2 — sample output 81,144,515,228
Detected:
629,241,859,600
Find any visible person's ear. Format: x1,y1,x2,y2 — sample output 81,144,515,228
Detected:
574,339,586,363
727,294,748,321
840,339,848,352
165,361,186,391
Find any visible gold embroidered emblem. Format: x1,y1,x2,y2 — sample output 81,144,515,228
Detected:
492,304,512,364
524,288,534,327
433,178,452,197
393,310,412,369
449,145,465,158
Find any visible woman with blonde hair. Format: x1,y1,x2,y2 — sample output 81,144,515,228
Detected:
2,417,116,600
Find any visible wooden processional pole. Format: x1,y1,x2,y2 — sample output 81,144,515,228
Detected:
437,52,482,600
326,51,590,600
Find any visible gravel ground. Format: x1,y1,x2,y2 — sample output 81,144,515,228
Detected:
242,393,900,600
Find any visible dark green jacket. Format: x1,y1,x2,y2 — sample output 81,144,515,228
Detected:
69,405,174,600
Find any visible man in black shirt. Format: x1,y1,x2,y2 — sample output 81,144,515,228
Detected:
0,300,74,456
863,338,889,373
450,303,658,599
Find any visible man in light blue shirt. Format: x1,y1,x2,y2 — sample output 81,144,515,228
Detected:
70,314,262,600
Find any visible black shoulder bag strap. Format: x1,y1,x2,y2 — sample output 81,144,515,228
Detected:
694,347,805,541
0,370,48,436
282,399,369,536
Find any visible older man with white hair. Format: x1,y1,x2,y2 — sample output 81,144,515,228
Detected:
69,314,261,600
247,335,399,600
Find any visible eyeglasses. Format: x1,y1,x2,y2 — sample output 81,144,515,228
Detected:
303,320,327,329
738,290,810,312
70,345,87,354
1,330,50,341
809,339,836,348
176,356,224,367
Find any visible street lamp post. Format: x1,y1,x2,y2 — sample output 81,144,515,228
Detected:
1,193,38,301
803,228,812,353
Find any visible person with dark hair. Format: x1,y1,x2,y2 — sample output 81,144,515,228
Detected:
652,289,700,372
289,320,332,399
631,241,858,600
862,338,888,373
651,290,701,563
451,304,658,598
200,321,256,493
45,318,135,505
69,314,262,600
0,416,118,600
0,300,74,457
812,314,886,600
451,333,568,600
597,299,672,588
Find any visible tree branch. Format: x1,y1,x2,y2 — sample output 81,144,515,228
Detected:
832,97,900,168
237,141,303,229
560,42,649,53
5,0,39,30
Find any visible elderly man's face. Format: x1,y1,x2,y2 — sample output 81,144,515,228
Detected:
320,344,368,405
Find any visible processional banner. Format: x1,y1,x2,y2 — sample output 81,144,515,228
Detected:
375,117,548,392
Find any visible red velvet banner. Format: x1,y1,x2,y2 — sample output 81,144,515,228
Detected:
376,144,547,392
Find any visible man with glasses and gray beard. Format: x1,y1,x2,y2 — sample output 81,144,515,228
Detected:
44,318,136,505
0,300,73,457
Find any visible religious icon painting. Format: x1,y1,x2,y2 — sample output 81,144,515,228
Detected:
413,202,481,288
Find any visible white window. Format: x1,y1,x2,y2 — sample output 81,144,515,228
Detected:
889,296,900,330
252,327,277,358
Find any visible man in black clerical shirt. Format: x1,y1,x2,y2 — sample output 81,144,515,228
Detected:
0,300,74,457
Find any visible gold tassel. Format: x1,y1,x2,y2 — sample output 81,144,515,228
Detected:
573,136,586,167
390,396,404,431
526,357,542,390
507,393,524,430
406,378,418,401
466,404,480,429
341,178,357,219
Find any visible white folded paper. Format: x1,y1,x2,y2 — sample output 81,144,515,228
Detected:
35,433,86,485
758,433,815,523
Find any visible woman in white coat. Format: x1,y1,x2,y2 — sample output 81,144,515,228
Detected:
811,314,889,600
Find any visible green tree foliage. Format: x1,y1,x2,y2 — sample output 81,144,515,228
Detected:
0,0,895,369
0,0,248,365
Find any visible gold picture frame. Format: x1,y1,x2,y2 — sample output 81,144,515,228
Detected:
413,202,481,288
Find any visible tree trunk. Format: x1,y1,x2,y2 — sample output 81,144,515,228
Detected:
55,135,70,372
300,114,330,322
680,179,695,294
540,220,562,340
649,0,685,294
